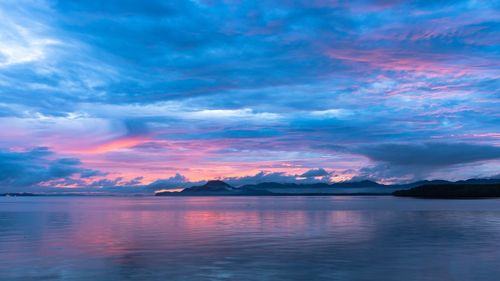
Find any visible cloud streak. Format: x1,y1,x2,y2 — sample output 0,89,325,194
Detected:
0,1,498,187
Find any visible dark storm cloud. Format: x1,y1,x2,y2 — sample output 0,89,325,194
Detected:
351,143,500,182
357,143,500,167
0,147,103,188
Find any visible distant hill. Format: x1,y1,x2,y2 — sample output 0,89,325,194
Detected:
239,182,330,190
155,178,500,196
393,183,500,199
391,178,500,189
332,180,383,188
456,178,500,185
157,179,390,196
395,180,452,189
240,180,382,190
182,180,235,192
156,180,274,196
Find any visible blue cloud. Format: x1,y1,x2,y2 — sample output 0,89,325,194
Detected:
0,0,498,185
351,143,500,182
357,143,500,167
0,147,103,188
300,168,330,178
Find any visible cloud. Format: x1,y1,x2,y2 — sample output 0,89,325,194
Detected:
0,147,104,188
54,0,175,18
353,142,500,182
222,169,333,186
88,177,124,188
0,1,498,186
145,173,198,190
222,171,298,186
300,168,330,178
83,176,143,189
0,2,59,68
84,169,336,191
122,176,144,186
357,143,500,167
80,169,108,178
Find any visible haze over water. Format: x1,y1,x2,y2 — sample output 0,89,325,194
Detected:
1,196,500,281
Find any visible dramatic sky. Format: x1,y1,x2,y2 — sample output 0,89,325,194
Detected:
0,0,499,190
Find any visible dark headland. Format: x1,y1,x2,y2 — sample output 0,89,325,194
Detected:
393,183,500,199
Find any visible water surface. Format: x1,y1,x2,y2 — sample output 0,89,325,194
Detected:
1,196,500,281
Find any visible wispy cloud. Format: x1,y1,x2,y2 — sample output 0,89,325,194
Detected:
0,0,498,188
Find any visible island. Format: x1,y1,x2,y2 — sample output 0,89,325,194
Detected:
393,183,500,199
155,180,394,196
155,180,276,196
0,192,39,197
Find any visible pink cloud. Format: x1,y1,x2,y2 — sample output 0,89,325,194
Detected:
325,48,483,77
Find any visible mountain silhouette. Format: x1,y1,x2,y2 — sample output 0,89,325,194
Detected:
154,177,500,196
183,180,235,192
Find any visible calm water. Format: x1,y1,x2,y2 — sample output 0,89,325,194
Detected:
1,196,500,281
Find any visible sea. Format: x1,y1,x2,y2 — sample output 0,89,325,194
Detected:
1,196,500,281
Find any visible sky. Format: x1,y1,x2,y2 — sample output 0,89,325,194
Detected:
0,0,499,191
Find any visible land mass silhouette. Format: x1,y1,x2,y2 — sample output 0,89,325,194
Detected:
3,178,500,197
155,178,500,197
393,183,500,198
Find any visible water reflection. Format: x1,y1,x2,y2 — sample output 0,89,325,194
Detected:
1,197,500,280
